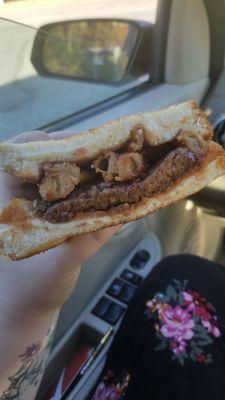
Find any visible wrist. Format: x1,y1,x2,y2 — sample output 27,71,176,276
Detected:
0,296,58,326
0,265,81,322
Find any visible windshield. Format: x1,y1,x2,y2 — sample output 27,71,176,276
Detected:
0,16,153,139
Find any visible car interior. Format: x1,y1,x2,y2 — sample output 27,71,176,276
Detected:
0,0,225,398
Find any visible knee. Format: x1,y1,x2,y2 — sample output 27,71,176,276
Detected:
149,253,221,281
156,253,217,269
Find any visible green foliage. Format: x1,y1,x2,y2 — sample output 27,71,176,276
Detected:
42,21,135,82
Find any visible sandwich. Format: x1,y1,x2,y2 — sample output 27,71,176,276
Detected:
0,101,224,260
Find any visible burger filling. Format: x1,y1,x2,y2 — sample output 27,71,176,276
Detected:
34,129,207,222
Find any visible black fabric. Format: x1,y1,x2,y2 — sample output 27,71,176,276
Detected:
91,255,225,400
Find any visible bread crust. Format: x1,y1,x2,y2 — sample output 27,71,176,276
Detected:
0,101,213,182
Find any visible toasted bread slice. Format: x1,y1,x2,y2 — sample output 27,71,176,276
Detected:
0,101,224,261
0,101,212,182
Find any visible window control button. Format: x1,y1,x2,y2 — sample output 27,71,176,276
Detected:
107,278,125,298
121,269,142,285
119,284,136,304
104,303,125,325
130,249,150,269
129,256,145,269
92,297,112,319
135,250,150,262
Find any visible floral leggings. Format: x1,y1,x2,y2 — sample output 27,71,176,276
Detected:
91,255,225,400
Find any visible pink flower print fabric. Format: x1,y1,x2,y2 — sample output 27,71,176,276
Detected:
145,279,221,365
160,306,195,342
92,370,131,400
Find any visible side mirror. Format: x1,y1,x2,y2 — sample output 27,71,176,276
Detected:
31,19,153,84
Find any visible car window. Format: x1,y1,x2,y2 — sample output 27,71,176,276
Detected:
0,1,158,139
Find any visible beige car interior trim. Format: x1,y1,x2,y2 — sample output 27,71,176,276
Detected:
165,0,210,84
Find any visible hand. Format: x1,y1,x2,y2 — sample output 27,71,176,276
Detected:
0,131,120,321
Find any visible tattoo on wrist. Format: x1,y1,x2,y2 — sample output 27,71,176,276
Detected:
0,326,55,400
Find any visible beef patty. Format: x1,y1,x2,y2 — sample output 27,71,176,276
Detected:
35,147,198,223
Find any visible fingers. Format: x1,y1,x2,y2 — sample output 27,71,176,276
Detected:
92,225,122,245
9,129,76,143
63,225,122,266
10,131,49,144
